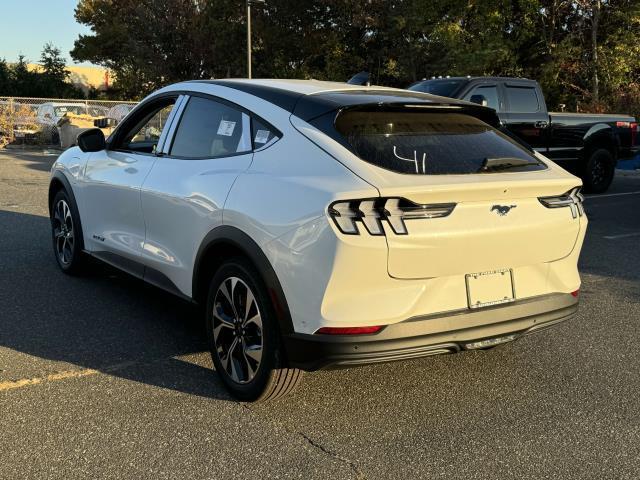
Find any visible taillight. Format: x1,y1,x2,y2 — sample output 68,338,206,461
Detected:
328,198,456,236
617,121,638,146
571,289,580,297
538,187,584,219
315,326,383,335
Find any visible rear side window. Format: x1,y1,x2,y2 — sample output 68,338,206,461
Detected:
506,86,540,113
334,110,546,175
251,117,279,149
170,96,251,158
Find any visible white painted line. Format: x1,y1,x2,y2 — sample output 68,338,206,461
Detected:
603,232,640,240
585,191,640,199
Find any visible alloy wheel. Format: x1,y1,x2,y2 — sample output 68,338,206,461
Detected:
212,277,263,384
52,199,74,265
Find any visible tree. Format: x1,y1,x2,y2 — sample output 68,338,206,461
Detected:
0,59,12,95
39,42,74,97
70,0,640,116
40,43,69,81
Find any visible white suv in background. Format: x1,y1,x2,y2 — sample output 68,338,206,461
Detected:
49,80,586,401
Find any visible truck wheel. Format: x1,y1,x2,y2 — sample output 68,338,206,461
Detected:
583,149,615,194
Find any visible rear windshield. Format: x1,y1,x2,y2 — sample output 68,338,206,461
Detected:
408,80,465,97
334,111,546,175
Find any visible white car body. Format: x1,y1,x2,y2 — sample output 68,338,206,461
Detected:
50,79,586,394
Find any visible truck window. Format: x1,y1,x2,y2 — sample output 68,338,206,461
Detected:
408,79,465,97
464,85,500,111
506,86,540,113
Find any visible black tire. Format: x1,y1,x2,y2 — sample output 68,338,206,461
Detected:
50,189,87,275
205,257,303,402
582,148,615,194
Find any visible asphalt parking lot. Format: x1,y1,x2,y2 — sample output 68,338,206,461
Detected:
1,148,639,479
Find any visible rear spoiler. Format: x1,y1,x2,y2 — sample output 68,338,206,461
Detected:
298,101,502,130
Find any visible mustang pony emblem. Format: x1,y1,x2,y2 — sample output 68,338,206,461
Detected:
491,205,517,216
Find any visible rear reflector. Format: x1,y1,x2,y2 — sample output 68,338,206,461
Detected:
315,326,383,335
571,289,580,297
465,334,517,350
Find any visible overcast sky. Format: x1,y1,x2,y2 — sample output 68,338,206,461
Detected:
0,0,94,65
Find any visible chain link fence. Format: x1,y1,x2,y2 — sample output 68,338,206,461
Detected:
0,96,138,148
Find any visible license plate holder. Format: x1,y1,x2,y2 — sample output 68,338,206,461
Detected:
465,269,515,309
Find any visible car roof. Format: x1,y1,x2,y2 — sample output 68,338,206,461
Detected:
40,102,88,107
194,78,402,95
414,76,533,83
176,79,498,124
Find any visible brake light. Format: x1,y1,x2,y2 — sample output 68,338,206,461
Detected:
328,198,456,236
616,121,638,146
539,187,584,219
315,326,383,335
571,289,580,297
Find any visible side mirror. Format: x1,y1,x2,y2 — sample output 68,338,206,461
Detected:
77,128,106,152
470,94,488,107
94,117,117,128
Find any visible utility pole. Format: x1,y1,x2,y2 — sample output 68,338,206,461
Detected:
246,0,265,79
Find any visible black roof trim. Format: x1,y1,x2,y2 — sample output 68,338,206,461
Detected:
195,80,304,113
193,80,499,126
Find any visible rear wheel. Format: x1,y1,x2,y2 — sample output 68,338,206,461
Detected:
205,258,303,402
583,148,615,194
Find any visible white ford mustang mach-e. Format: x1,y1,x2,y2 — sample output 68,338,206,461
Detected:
49,79,586,401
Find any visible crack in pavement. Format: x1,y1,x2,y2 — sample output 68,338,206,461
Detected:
298,432,366,479
241,403,365,478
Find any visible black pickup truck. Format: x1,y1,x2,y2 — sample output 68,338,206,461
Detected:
408,77,639,193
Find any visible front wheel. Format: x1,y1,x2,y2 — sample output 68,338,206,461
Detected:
205,258,303,402
50,189,87,274
582,148,615,194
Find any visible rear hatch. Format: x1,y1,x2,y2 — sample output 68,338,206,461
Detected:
308,103,583,280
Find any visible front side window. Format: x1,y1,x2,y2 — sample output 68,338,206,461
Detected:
334,110,546,175
113,98,176,153
506,86,539,113
464,85,500,111
170,96,251,158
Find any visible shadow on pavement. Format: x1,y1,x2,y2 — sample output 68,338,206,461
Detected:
0,148,61,173
0,209,232,401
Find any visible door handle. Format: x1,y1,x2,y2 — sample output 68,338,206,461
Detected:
535,121,548,128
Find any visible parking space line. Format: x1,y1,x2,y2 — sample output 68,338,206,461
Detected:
603,232,640,240
0,368,99,392
0,361,137,392
585,191,640,199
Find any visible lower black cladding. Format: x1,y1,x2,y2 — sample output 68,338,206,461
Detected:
283,293,578,371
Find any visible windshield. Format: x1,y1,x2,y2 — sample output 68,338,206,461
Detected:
334,110,546,175
408,80,465,97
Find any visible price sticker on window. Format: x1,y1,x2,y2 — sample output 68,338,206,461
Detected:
254,129,271,144
217,120,236,136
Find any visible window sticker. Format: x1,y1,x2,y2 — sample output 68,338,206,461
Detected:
254,129,271,144
217,120,236,136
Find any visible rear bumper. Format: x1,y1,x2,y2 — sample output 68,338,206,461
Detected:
619,145,639,160
283,293,578,371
